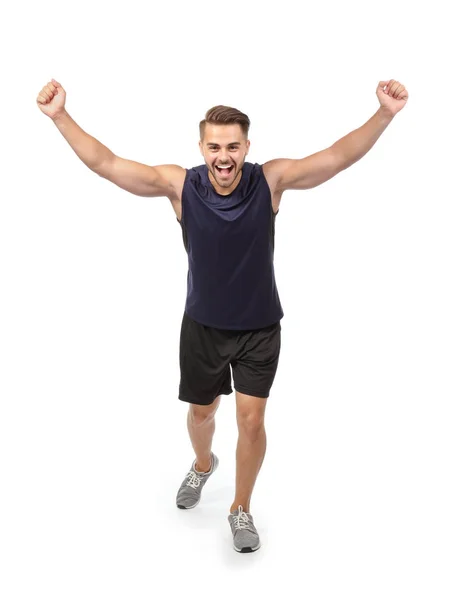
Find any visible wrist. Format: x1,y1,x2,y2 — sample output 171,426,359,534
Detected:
51,109,69,124
377,105,396,122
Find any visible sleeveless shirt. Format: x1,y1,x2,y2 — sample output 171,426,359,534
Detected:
178,162,284,330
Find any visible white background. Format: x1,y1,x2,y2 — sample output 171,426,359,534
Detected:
1,0,450,598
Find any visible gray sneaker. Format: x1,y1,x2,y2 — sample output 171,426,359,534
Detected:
228,506,261,553
176,453,219,509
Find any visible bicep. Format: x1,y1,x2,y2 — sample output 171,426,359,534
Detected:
264,148,342,193
95,156,185,198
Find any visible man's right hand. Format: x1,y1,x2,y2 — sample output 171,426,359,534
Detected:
36,79,66,119
35,79,185,215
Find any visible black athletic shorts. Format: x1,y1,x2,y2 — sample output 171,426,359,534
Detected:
178,312,281,406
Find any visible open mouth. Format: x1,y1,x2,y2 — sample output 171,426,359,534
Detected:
215,165,234,177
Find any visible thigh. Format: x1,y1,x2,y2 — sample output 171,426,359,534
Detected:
178,313,234,406
232,321,281,399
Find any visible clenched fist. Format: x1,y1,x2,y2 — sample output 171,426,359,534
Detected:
36,79,66,119
376,79,409,117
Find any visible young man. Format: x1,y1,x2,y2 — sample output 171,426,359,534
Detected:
36,78,408,553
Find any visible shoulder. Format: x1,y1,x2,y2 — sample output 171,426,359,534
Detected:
244,161,260,172
182,164,210,199
243,161,264,181
185,164,207,182
261,159,290,193
239,162,270,197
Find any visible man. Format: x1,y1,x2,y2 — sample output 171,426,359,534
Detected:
36,78,409,553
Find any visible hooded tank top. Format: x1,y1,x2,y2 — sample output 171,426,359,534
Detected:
178,162,284,330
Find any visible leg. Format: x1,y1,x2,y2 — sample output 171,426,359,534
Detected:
231,391,268,513
179,312,233,472
187,395,221,472
176,395,221,510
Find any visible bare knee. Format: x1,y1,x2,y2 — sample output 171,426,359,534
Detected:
237,412,265,442
189,396,221,427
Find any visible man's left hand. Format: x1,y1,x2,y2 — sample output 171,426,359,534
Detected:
376,79,409,116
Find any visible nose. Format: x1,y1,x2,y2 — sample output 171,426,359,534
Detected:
218,149,229,163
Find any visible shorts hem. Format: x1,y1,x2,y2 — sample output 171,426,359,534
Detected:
178,388,233,406
234,386,270,399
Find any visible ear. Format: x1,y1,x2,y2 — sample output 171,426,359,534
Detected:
198,140,204,156
245,139,251,155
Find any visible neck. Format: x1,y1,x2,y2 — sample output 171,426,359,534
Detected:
208,168,243,196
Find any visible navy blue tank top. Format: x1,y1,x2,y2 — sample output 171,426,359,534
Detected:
178,162,284,330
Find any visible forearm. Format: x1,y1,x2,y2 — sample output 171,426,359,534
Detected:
52,110,114,172
332,107,394,169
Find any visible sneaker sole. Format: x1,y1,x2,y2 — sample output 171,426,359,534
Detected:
234,542,261,553
177,497,201,510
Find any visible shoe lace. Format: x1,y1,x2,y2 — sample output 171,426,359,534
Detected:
232,506,251,530
185,470,202,489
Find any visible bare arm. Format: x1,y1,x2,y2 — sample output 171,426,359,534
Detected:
37,79,185,199
264,79,409,195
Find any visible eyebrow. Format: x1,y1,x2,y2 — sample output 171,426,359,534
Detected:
206,142,241,147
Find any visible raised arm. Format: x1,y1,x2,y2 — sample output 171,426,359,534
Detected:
36,79,186,202
263,79,409,196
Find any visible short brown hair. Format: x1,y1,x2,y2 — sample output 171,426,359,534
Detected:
199,105,250,140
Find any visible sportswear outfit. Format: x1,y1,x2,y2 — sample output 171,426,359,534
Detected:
178,162,284,405
175,162,284,552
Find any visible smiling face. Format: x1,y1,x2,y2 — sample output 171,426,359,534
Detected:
199,123,250,195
